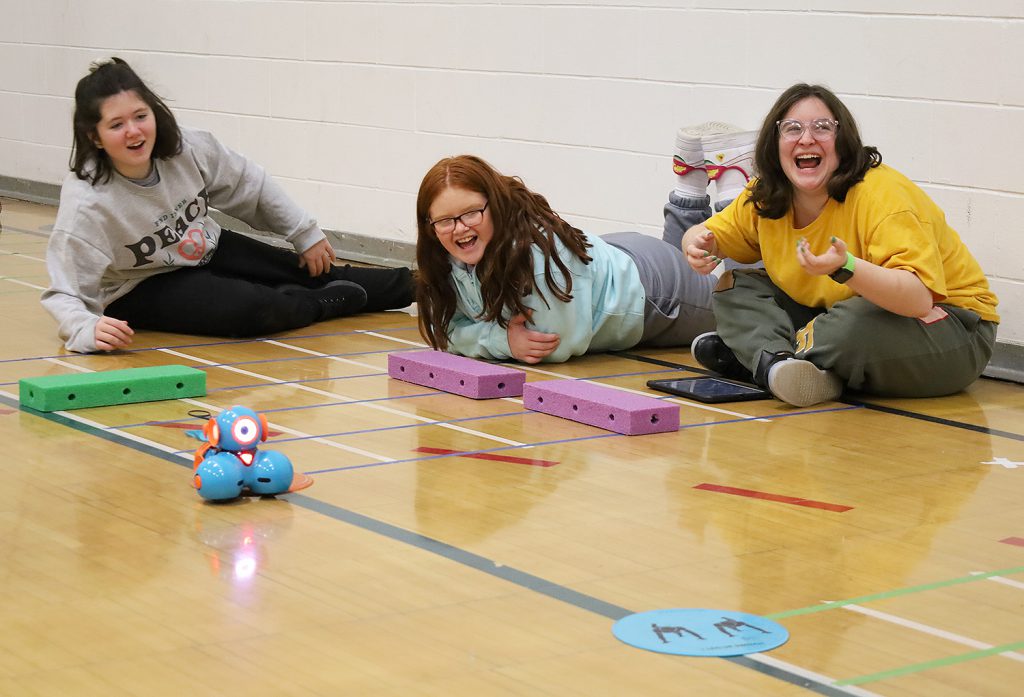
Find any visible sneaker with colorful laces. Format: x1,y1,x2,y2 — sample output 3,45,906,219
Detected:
673,122,748,197
702,130,758,198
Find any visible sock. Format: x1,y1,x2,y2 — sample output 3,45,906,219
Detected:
702,131,757,202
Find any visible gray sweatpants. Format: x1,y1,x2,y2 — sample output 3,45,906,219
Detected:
603,231,716,347
595,192,721,347
713,269,997,397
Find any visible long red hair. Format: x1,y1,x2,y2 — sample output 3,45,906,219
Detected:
415,155,592,351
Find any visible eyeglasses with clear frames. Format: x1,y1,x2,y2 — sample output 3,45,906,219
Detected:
776,118,839,141
430,201,489,235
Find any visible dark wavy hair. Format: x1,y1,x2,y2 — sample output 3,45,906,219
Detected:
415,155,592,352
749,83,882,219
70,57,182,185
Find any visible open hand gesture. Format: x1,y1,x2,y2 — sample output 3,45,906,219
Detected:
796,235,848,276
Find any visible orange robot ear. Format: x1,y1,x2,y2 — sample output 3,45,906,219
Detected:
203,418,218,444
259,413,269,442
193,443,213,470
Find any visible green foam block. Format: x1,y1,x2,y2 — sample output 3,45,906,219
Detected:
19,364,206,412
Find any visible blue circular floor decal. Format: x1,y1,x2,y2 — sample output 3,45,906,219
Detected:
613,608,788,656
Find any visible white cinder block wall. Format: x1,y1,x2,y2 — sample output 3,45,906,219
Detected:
0,0,1022,347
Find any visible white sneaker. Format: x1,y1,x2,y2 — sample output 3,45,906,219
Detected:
702,130,758,200
677,121,747,143
674,123,746,197
767,358,842,407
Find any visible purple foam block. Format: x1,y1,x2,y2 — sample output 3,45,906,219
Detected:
388,350,525,399
523,379,679,436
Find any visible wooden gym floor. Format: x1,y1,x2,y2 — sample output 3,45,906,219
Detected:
1,196,1022,696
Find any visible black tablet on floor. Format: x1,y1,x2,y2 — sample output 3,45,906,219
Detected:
647,376,772,404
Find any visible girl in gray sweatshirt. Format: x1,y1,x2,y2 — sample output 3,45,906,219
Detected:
42,58,412,353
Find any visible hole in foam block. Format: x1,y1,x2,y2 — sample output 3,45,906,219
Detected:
429,372,435,379
460,379,465,386
122,388,131,395
498,382,505,389
608,413,615,421
537,396,544,404
67,393,76,401
651,414,659,423
176,382,184,389
400,366,406,372
572,404,578,411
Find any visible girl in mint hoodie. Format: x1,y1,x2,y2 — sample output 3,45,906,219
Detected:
414,155,716,364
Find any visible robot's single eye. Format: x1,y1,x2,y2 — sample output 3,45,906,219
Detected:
232,416,260,445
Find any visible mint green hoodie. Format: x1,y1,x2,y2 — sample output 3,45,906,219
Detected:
446,233,645,362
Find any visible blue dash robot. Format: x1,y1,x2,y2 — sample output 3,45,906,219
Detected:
188,405,294,501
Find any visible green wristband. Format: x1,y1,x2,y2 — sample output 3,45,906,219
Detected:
828,251,856,283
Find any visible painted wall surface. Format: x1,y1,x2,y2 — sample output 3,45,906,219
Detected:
1,0,1021,343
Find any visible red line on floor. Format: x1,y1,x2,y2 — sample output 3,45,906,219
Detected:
1000,537,1024,547
694,482,853,512
414,446,559,468
146,421,283,437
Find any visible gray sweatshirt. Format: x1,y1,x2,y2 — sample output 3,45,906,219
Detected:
41,127,325,353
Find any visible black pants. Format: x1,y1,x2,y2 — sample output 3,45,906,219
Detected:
107,230,413,338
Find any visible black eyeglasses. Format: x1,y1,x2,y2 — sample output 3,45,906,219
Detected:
430,202,488,236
